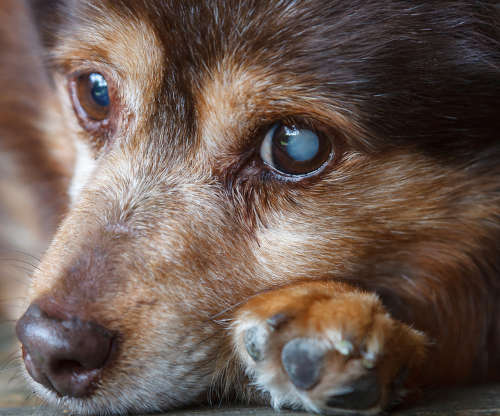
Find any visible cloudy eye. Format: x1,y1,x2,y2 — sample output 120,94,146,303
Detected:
260,122,333,176
70,72,111,129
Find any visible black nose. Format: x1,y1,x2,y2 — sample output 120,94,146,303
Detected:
16,303,114,398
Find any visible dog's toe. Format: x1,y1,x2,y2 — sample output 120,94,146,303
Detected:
244,325,269,362
326,372,381,410
281,338,325,390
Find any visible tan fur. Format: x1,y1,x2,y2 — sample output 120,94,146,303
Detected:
196,58,360,164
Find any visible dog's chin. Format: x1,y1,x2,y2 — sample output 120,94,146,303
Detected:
22,363,209,415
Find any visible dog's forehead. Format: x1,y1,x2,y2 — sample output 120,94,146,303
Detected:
55,1,322,73
50,0,499,162
52,0,368,154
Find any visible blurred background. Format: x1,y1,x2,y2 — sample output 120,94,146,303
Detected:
0,0,71,407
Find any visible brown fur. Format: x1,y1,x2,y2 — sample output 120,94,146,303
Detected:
2,0,499,414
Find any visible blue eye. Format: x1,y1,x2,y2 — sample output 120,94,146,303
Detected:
73,72,111,123
280,125,320,162
260,122,333,176
89,73,110,107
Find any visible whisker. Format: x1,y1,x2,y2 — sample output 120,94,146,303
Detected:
0,257,41,274
0,352,21,373
26,392,40,406
166,332,221,363
0,249,42,263
8,371,25,385
206,281,290,325
4,268,35,279
207,299,248,322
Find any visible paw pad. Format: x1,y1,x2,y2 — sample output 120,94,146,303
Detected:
281,338,325,390
326,372,381,410
244,325,268,362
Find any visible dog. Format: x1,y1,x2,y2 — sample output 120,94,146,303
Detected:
2,0,499,414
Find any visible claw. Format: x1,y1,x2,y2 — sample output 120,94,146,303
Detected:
362,351,377,369
334,339,354,356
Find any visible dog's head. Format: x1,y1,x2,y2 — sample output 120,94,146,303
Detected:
15,0,500,413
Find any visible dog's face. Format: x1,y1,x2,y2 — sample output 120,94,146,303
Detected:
18,0,500,413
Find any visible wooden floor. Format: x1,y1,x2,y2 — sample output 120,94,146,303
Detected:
1,386,500,416
2,323,499,415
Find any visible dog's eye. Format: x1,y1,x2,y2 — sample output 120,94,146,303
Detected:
70,72,111,127
260,122,332,176
87,73,110,108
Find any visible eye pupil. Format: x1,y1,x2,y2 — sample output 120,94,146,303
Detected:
260,122,333,177
277,126,320,162
89,73,110,107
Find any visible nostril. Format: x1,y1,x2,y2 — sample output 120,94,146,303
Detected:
56,360,86,374
47,358,106,398
16,303,115,398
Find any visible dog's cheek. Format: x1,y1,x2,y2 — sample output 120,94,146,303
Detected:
249,149,487,288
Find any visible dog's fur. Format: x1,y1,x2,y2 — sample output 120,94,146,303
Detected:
1,0,499,414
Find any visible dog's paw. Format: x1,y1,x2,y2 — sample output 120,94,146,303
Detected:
233,282,426,415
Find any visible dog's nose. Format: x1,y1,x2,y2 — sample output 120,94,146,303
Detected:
16,303,114,398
